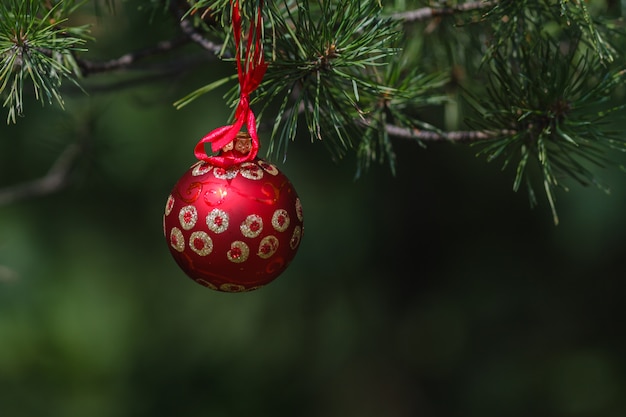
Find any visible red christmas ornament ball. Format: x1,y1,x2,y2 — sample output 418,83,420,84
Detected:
163,158,304,292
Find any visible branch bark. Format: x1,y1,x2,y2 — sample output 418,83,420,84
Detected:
384,123,503,143
76,36,192,76
74,1,226,76
391,0,498,22
169,0,227,56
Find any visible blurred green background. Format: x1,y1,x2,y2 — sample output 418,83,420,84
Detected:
1,2,626,417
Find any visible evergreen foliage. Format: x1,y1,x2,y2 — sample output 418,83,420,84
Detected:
0,0,89,124
1,0,626,223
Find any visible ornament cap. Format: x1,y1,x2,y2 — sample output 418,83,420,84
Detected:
222,131,252,156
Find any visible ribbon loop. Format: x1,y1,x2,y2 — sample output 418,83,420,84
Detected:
194,0,267,168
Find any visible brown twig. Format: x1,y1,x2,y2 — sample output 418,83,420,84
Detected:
76,36,192,76
74,0,226,76
391,0,498,22
0,2,228,207
170,0,227,56
356,117,510,143
383,123,504,143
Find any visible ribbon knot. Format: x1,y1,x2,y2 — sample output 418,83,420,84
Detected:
194,0,267,168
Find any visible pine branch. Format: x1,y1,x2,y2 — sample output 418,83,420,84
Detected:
76,36,192,76
0,0,228,122
391,0,498,22
382,122,509,143
0,0,89,123
170,0,226,56
77,0,227,75
467,33,626,224
1,0,625,225
260,0,402,160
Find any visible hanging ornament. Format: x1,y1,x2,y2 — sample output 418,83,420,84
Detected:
163,0,304,292
163,133,304,292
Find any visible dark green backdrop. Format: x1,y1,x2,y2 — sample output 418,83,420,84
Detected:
1,2,625,417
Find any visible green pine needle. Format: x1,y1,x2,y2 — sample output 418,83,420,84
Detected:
468,32,626,224
0,0,88,123
258,0,401,160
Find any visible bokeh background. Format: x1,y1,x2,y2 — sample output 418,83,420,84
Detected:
1,2,626,417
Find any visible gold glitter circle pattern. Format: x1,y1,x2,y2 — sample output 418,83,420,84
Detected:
258,160,279,176
191,161,212,176
165,195,175,216
213,167,238,180
195,279,218,290
240,162,264,180
189,231,213,256
290,226,302,250
295,198,304,222
272,209,290,232
170,227,185,252
240,214,263,238
227,241,249,263
258,235,279,259
206,209,229,234
179,205,198,230
220,283,247,292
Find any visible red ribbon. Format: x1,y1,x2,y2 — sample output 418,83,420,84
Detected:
194,0,268,167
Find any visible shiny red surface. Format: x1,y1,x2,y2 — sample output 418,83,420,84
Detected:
163,158,303,292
